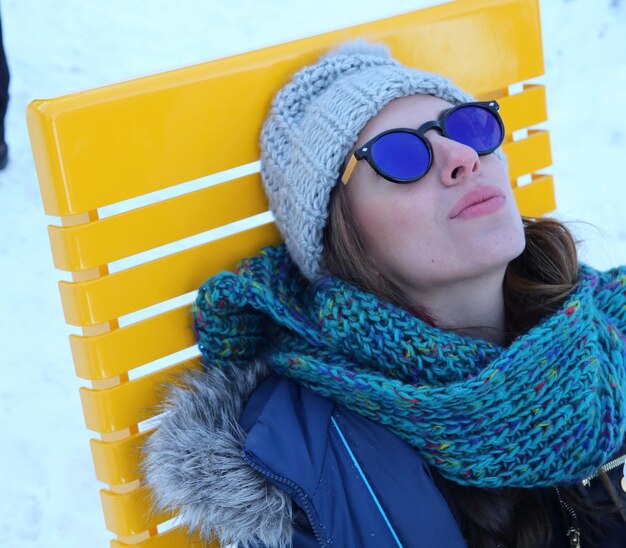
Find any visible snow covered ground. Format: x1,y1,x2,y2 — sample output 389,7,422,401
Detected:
0,0,624,546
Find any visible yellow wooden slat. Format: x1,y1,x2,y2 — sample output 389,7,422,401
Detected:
111,526,210,547
496,84,547,134
48,173,268,272
91,429,154,485
80,358,202,434
59,222,282,327
27,0,542,216
513,174,556,217
502,130,552,181
71,305,194,380
101,486,169,537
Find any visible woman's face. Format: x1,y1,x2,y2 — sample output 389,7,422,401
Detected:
343,94,526,298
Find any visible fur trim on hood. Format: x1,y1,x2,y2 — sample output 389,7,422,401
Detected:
142,360,295,547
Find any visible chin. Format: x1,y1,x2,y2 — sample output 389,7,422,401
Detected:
470,229,526,271
492,211,526,255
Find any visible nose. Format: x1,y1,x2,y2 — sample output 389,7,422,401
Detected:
430,134,481,186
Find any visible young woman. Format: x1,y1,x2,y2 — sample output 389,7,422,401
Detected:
144,42,626,547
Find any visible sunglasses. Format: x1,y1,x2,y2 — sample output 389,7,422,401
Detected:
340,101,505,185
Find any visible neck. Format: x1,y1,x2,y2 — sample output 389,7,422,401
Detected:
405,269,508,346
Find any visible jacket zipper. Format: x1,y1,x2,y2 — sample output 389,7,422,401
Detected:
555,486,581,548
581,452,626,487
241,450,330,547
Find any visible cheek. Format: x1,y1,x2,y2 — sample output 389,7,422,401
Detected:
349,189,443,268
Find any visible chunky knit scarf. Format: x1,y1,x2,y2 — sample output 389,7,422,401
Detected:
193,244,626,488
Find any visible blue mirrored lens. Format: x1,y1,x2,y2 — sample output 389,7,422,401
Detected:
445,106,502,153
370,131,430,180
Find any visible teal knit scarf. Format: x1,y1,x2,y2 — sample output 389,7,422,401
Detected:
193,244,626,488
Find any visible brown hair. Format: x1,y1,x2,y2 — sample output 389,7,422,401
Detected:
322,182,614,547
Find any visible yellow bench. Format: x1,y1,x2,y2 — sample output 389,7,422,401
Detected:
26,0,553,545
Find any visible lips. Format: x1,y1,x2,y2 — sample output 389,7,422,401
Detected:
448,185,506,219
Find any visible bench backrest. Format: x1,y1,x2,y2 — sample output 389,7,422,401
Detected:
27,0,552,545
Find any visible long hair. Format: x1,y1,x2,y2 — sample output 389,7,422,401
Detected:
321,182,616,547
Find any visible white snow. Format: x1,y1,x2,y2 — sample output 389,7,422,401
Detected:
0,0,624,546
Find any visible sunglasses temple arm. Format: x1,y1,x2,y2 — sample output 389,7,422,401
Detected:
341,154,358,185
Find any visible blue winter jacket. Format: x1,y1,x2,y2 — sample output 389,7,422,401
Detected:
239,373,467,547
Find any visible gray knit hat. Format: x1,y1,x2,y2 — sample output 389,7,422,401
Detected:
260,41,505,281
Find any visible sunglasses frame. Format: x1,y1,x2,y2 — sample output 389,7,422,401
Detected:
341,100,504,185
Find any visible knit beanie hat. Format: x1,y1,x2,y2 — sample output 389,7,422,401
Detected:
260,40,506,281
